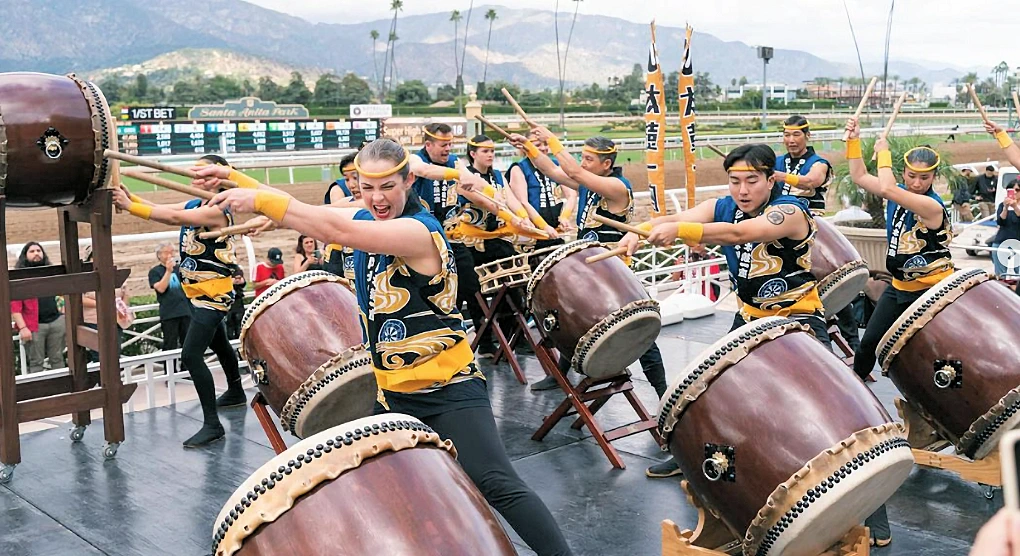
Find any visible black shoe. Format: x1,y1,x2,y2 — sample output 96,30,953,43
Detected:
515,341,535,355
183,423,225,448
477,343,498,359
530,375,560,391
646,458,683,478
216,389,247,408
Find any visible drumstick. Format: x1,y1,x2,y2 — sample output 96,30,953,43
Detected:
968,84,991,123
871,92,908,161
592,214,651,238
105,149,238,189
586,245,630,264
475,115,515,142
501,88,539,128
844,76,878,141
197,220,263,240
122,170,214,200
1012,91,1020,125
706,144,727,158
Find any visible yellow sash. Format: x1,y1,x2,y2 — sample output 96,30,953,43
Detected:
324,243,343,258
740,286,824,320
447,221,546,242
181,277,234,300
373,340,475,393
892,268,954,292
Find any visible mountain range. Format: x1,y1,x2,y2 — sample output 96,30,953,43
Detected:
0,0,972,91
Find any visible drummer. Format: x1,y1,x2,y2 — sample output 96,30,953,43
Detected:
618,142,829,475
192,138,574,556
507,127,578,249
112,154,245,448
323,153,362,279
323,152,359,205
773,116,861,354
507,129,669,402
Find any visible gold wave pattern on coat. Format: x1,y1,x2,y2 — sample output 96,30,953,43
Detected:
749,242,784,279
900,257,953,280
214,244,237,265
371,264,411,315
755,281,817,310
380,329,460,370
897,222,928,255
182,231,207,256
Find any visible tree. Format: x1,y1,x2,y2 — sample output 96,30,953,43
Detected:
459,1,474,97
170,79,201,104
730,77,737,87
393,80,430,105
388,32,400,86
450,11,462,93
133,74,149,101
482,8,498,86
207,75,242,101
436,84,458,102
480,80,519,103
339,73,372,105
279,72,312,105
382,1,403,97
694,72,716,102
554,0,583,127
370,30,381,95
738,76,748,87
314,73,344,106
256,76,282,101
99,77,125,104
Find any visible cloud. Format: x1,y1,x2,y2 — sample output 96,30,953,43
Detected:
244,0,1013,71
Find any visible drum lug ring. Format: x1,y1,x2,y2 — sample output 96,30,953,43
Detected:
702,443,736,482
248,359,269,385
933,359,963,390
36,127,69,159
541,310,559,333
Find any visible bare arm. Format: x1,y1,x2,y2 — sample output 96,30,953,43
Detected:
293,254,310,274
153,266,172,294
508,165,543,224
620,199,718,254
845,118,881,191
699,207,810,246
775,162,830,192
506,134,580,189
113,186,229,228
869,138,945,228
985,121,1020,169
550,148,631,211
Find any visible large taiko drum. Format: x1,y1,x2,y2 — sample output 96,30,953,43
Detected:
811,218,869,317
527,240,661,379
240,271,376,438
877,268,1020,459
212,414,517,556
657,317,913,556
0,72,115,207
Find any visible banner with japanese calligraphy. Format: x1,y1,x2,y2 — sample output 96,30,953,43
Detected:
678,25,698,210
644,22,667,217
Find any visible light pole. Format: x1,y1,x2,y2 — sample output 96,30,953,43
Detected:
757,46,773,130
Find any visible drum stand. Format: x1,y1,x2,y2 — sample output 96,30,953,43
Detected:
0,191,136,483
660,481,871,555
251,393,287,455
530,336,662,470
470,286,531,385
895,399,1001,499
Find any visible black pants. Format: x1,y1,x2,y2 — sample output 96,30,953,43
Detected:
181,307,242,426
730,313,831,347
853,287,923,380
558,341,668,399
161,316,190,351
453,243,488,341
423,406,573,556
225,310,244,341
834,304,861,352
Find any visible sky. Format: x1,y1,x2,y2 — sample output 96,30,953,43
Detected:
245,0,1015,73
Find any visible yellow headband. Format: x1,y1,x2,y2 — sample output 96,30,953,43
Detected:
727,165,760,172
903,147,940,173
353,151,410,179
423,128,454,142
468,139,495,148
583,145,617,155
341,164,355,173
784,121,810,131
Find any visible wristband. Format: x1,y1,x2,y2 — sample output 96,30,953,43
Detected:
996,130,1014,149
127,202,152,220
533,216,550,230
560,207,573,219
547,136,565,156
443,168,460,181
637,221,654,234
676,222,704,245
497,209,518,224
522,141,541,159
481,185,497,199
228,170,261,189
515,207,529,219
877,150,892,169
846,138,862,160
785,174,801,187
254,191,292,222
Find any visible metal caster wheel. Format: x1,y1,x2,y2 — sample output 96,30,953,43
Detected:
983,484,998,500
69,426,86,442
103,443,120,460
0,464,16,484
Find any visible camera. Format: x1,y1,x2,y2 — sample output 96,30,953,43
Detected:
313,249,322,261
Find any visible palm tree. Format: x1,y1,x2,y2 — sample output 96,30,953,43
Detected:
370,30,381,94
450,10,462,90
458,1,475,97
388,31,400,87
554,0,583,128
381,0,403,97
482,8,498,85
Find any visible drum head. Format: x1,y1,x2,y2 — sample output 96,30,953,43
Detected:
294,367,379,438
579,308,661,380
818,262,869,317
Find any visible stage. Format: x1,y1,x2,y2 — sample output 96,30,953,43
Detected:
0,311,996,556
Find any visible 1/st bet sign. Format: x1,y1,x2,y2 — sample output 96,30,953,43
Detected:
350,104,392,119
121,106,177,121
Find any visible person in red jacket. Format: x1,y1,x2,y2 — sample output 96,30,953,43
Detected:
253,247,285,297
11,298,38,375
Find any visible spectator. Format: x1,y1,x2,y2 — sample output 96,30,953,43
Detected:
975,165,999,218
952,167,976,223
148,242,191,355
992,178,1020,278
10,297,38,375
15,242,65,372
293,235,324,274
253,247,285,297
81,246,128,363
225,266,246,340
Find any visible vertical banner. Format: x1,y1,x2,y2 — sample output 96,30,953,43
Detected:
678,25,698,210
645,22,667,217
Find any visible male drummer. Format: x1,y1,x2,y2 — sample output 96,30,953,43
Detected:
507,128,669,406
619,143,829,478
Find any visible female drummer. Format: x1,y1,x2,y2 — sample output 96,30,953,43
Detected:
507,128,578,249
112,155,245,448
192,138,574,556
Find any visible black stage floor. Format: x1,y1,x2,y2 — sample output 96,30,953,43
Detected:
1,311,997,555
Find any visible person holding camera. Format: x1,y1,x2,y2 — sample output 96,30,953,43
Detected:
293,235,324,274
149,242,192,355
992,179,1020,278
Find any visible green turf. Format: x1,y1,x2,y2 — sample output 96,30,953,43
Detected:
121,167,338,193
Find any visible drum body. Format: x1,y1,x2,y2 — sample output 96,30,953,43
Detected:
240,271,375,438
878,269,1020,459
528,240,661,379
0,72,113,207
811,218,869,317
213,414,517,556
657,317,912,556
